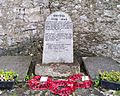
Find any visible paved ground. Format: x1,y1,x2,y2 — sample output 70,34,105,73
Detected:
0,83,105,96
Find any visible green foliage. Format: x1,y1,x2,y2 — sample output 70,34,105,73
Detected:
11,92,17,96
94,70,120,87
94,76,101,87
115,90,120,96
24,73,34,81
99,70,120,83
0,70,18,81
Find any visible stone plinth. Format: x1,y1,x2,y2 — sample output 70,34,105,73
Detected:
82,57,120,80
35,59,80,77
0,56,32,80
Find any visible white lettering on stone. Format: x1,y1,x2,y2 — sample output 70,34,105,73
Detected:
42,11,73,64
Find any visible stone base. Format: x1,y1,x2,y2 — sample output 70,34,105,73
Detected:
35,60,80,77
0,56,32,80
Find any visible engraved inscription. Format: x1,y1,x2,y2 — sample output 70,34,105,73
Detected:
47,44,70,52
45,33,72,41
45,21,72,30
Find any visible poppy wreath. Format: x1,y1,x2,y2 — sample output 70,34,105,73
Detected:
27,73,92,96
27,75,52,90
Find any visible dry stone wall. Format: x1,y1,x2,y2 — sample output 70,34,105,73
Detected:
0,0,120,62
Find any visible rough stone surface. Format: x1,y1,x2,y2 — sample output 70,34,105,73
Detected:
35,59,80,77
42,11,73,64
0,0,119,63
0,56,32,80
0,88,105,96
82,57,120,80
75,88,105,96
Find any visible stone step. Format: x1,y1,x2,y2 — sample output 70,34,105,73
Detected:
82,57,120,80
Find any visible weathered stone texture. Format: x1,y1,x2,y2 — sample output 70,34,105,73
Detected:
0,56,32,80
82,57,120,80
0,0,120,62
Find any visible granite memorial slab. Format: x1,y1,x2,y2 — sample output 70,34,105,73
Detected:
42,11,73,64
82,57,120,80
0,56,32,80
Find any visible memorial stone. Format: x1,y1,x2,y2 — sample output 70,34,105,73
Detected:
35,11,80,77
42,11,73,64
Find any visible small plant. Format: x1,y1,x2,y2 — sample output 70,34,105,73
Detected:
0,70,18,81
99,70,120,83
0,70,18,89
24,73,34,81
94,71,120,90
115,90,120,96
94,76,101,87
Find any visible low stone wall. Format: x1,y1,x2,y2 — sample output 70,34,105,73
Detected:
0,0,120,62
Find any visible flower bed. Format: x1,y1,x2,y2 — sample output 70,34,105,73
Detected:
95,70,120,90
0,70,18,89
